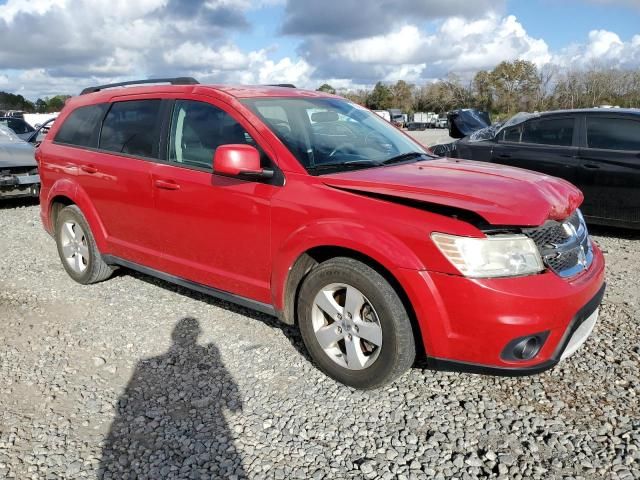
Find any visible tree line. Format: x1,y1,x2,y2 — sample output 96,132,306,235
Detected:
319,60,640,120
0,92,71,113
4,60,640,117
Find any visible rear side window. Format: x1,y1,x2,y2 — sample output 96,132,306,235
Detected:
99,100,162,158
168,100,261,170
587,117,640,151
54,104,107,148
521,117,574,146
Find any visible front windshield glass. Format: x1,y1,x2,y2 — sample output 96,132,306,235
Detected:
0,124,22,144
242,97,428,174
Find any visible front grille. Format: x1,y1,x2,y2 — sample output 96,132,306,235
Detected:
523,210,593,278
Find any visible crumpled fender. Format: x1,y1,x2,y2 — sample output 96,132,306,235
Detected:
270,219,427,311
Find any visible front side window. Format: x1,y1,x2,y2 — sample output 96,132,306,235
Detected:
521,117,574,147
54,104,108,148
243,97,429,175
502,126,522,143
99,100,162,158
168,100,260,170
587,117,640,151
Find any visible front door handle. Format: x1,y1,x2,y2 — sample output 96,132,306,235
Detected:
154,179,181,190
497,154,511,159
583,163,600,170
80,164,98,174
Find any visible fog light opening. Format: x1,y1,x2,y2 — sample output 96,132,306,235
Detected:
513,337,540,360
501,331,549,362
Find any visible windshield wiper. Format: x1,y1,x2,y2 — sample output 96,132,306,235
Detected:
381,152,429,165
307,160,382,173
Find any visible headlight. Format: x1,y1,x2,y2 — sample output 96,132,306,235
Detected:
431,233,544,278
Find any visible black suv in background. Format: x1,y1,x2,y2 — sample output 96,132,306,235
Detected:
443,109,640,229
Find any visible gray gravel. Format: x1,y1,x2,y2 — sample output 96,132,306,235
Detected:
0,199,638,480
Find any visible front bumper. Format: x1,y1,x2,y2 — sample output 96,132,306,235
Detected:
394,241,606,375
426,284,604,376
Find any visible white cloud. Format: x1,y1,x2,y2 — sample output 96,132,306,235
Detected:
1,0,640,98
321,14,551,83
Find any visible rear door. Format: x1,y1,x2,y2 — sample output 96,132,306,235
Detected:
577,114,640,226
82,97,168,266
490,115,579,183
148,97,278,303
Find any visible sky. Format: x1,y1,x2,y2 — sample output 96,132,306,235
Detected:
0,0,639,100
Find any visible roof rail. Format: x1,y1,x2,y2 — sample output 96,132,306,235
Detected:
265,84,296,88
80,77,199,95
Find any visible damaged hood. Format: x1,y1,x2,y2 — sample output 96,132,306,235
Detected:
447,109,492,139
322,158,583,227
0,127,36,168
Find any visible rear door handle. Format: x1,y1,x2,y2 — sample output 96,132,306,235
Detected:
497,153,511,159
80,164,98,174
583,163,600,170
154,179,181,190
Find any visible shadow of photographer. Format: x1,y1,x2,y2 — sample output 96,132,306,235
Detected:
99,317,245,479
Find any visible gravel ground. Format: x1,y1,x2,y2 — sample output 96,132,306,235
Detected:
0,199,638,480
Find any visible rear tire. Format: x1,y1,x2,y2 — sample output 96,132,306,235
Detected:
297,257,416,389
55,205,114,284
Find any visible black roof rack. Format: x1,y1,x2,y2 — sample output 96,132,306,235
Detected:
80,77,199,95
265,84,296,88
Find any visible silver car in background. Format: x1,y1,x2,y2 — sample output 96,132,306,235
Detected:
0,125,39,199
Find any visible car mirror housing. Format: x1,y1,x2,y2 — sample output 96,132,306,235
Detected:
213,144,273,179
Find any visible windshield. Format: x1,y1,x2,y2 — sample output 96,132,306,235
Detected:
242,97,428,174
0,124,23,144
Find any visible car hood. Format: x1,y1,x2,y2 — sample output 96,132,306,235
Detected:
447,109,492,138
322,158,583,227
0,141,36,168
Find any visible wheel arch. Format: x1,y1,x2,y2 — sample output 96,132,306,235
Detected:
45,181,109,252
278,245,426,358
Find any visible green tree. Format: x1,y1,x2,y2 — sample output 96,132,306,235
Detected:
366,82,392,110
46,95,71,112
316,83,336,94
391,80,414,112
489,60,540,114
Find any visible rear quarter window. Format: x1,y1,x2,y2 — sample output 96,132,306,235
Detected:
54,104,108,148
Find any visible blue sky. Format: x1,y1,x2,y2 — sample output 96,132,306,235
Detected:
508,0,639,49
0,0,638,99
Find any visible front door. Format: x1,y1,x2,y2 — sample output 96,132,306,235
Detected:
577,115,640,226
491,116,579,184
150,98,278,303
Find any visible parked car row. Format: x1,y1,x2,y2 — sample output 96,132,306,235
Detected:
33,78,605,389
432,108,640,229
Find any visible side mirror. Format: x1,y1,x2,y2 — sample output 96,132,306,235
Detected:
213,144,273,179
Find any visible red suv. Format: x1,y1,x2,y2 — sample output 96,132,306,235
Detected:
37,78,605,389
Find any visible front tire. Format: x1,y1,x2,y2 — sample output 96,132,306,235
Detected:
297,257,416,389
55,205,114,284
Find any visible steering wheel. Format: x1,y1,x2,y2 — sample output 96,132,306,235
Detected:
364,131,392,152
329,142,356,158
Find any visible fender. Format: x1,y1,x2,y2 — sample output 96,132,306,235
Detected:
271,219,427,312
46,179,110,252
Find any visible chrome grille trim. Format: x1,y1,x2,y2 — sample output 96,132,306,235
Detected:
523,210,593,278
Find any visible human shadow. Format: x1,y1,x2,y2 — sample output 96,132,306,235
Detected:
99,317,246,479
